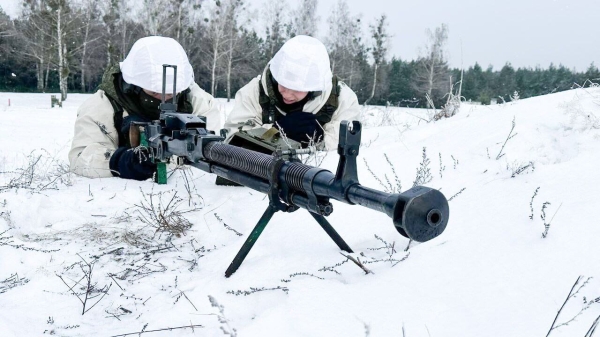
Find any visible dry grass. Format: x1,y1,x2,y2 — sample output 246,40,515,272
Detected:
0,149,73,193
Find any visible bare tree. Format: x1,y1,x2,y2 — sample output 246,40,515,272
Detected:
290,0,319,37
222,0,247,101
100,0,142,65
413,24,450,108
0,8,14,38
166,0,203,41
0,10,15,83
325,0,363,85
14,0,54,91
262,0,287,60
117,1,138,61
38,0,110,99
365,14,389,105
180,17,206,83
55,1,68,99
138,0,177,35
100,0,119,65
202,0,230,96
174,0,185,40
78,0,104,91
47,0,95,100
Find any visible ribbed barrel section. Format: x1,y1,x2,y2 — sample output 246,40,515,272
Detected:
203,143,312,193
283,163,311,192
204,142,273,179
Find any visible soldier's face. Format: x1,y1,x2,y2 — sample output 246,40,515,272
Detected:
143,89,173,101
278,84,308,104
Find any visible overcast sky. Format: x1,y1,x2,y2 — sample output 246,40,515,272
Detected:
2,0,598,71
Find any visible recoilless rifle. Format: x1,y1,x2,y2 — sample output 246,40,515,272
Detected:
131,65,450,277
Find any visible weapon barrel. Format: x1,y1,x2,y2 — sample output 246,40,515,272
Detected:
199,163,315,211
345,184,448,242
201,142,448,242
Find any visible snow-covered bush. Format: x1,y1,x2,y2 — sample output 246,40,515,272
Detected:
360,105,397,127
362,153,402,194
511,91,520,101
412,147,433,187
561,81,600,130
433,82,463,121
134,188,201,237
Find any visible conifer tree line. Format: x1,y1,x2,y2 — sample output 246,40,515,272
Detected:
0,0,598,105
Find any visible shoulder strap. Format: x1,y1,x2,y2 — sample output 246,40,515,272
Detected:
314,76,341,126
259,80,279,124
108,95,126,147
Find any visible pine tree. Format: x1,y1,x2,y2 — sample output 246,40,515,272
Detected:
584,62,600,84
387,58,419,106
497,63,516,99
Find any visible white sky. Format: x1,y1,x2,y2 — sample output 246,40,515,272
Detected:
302,0,600,70
2,0,599,71
251,0,600,71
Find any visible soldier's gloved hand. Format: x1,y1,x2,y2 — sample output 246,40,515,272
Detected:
109,146,156,181
275,112,324,144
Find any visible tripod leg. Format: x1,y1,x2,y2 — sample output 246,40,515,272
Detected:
309,212,353,253
225,205,277,277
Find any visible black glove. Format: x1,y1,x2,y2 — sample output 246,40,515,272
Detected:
109,146,156,181
275,112,324,144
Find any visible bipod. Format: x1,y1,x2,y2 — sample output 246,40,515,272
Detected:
224,158,353,277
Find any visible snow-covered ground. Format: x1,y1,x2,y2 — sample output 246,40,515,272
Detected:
1,87,600,337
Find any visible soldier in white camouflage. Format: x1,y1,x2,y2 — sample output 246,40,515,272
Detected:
69,36,221,180
224,35,361,150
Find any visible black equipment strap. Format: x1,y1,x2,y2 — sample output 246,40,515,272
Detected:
108,95,126,147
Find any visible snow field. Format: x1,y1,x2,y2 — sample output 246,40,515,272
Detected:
0,87,599,336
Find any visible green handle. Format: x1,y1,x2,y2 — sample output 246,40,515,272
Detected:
141,131,167,184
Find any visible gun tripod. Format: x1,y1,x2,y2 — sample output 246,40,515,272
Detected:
225,203,353,278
